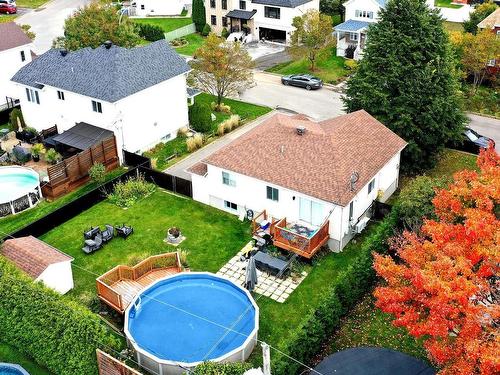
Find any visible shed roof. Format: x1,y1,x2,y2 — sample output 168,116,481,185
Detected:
52,122,114,150
1,236,73,279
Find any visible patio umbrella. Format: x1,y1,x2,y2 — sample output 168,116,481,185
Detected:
244,255,258,292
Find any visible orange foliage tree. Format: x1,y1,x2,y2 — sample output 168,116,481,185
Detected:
373,147,500,374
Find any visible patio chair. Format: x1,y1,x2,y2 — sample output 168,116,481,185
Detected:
82,233,103,254
115,224,133,239
84,226,101,240
101,225,114,243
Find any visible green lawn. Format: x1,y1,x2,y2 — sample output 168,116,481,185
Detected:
40,190,251,303
435,0,463,8
0,14,17,23
327,292,428,361
0,168,126,237
133,17,193,33
15,0,47,7
173,33,206,55
443,21,463,32
428,148,478,179
267,52,350,84
144,93,271,170
0,341,52,375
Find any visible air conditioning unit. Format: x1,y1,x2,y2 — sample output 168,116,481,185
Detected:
355,217,370,234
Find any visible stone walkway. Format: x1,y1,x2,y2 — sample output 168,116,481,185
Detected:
217,242,307,303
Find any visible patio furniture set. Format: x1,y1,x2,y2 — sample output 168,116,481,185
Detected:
82,224,134,254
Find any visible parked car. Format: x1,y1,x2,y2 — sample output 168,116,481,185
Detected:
0,0,17,13
281,74,323,90
450,127,495,154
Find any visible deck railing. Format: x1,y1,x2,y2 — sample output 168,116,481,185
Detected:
96,252,182,313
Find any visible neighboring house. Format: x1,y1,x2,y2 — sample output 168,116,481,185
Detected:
189,111,406,254
334,0,385,60
205,0,319,44
0,22,33,112
131,0,190,16
1,236,74,294
11,41,191,160
478,7,500,74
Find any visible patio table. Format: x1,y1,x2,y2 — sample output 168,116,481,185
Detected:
254,251,289,277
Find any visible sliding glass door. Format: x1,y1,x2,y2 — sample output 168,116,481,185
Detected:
299,197,323,226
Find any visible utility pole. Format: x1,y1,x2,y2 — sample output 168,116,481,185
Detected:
262,342,271,375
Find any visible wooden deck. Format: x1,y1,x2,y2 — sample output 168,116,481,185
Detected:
96,252,183,313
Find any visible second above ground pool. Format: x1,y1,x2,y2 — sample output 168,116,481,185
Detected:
125,272,259,375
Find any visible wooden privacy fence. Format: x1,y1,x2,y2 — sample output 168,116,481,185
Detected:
42,136,119,199
164,23,196,41
97,349,142,375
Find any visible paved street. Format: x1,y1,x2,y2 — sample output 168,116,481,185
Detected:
16,0,91,54
467,113,500,152
240,72,346,121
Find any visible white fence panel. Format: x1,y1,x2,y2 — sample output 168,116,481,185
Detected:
165,23,197,41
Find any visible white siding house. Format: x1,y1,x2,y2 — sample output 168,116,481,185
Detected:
334,0,385,60
1,236,74,295
0,23,33,111
11,41,191,160
190,111,406,254
132,0,190,16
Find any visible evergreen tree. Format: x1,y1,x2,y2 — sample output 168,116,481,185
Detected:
192,0,206,32
343,0,465,173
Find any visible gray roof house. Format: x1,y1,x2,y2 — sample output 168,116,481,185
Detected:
11,41,195,160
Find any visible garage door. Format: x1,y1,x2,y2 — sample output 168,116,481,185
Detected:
259,27,286,43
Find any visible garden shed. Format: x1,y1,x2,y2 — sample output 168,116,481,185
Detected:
1,236,74,294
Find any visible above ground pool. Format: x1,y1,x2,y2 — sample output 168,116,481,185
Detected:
0,363,30,375
125,272,259,374
0,166,41,217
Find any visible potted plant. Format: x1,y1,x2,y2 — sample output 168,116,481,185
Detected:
31,143,45,162
166,227,182,244
45,148,62,165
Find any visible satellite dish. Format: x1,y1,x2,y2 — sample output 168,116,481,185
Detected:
246,209,254,221
350,172,359,192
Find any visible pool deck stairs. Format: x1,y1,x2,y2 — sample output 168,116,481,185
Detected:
96,252,183,314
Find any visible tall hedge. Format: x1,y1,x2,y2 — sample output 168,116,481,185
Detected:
192,0,206,32
272,211,398,375
190,361,251,374
189,102,212,133
136,23,165,42
0,258,121,375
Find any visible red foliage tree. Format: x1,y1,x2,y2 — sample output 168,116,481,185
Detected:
373,147,500,375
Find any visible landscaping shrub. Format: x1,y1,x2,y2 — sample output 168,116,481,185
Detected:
211,101,231,113
45,148,62,165
217,122,225,136
107,173,156,208
190,361,251,374
9,108,25,130
193,133,203,148
89,162,106,185
30,143,45,160
221,27,230,39
0,258,120,375
272,211,398,375
170,37,187,47
136,23,165,41
186,136,203,152
192,0,206,32
201,23,211,36
189,102,212,133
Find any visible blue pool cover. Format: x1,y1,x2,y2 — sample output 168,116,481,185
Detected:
0,363,30,375
126,273,257,363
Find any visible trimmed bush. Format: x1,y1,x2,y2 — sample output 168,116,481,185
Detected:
135,23,165,41
0,257,120,375
211,101,231,113
201,23,211,36
193,133,203,148
192,0,206,32
189,102,212,133
107,173,156,208
272,211,398,375
190,361,251,374
89,162,106,184
221,27,230,39
9,108,25,130
217,122,225,136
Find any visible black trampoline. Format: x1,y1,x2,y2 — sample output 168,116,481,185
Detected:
311,347,435,375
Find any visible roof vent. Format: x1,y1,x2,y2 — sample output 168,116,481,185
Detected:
296,126,306,136
60,49,68,57
104,41,113,49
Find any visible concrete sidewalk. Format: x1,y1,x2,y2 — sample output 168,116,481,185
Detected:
164,110,277,180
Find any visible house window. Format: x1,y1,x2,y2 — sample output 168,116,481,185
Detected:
20,50,25,62
222,171,236,186
57,90,65,100
264,6,280,19
222,0,227,9
349,201,354,222
92,100,102,113
266,186,279,202
350,32,358,41
222,16,228,27
224,200,238,211
239,0,246,9
487,59,496,67
140,4,145,9
368,179,375,194
211,15,217,25
299,198,323,226
210,0,215,7
355,10,373,19
26,88,40,104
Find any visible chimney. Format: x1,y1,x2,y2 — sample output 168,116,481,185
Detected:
296,126,306,136
60,49,68,57
104,41,113,49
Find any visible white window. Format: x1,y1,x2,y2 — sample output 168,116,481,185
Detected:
222,171,236,186
57,90,65,100
355,10,373,19
299,198,323,226
224,200,238,211
92,100,102,113
266,186,279,201
487,59,496,67
350,32,358,41
26,88,40,104
368,179,375,194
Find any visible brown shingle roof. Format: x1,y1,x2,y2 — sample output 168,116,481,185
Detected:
203,111,407,206
1,236,73,279
188,162,208,176
0,23,32,52
478,8,500,29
